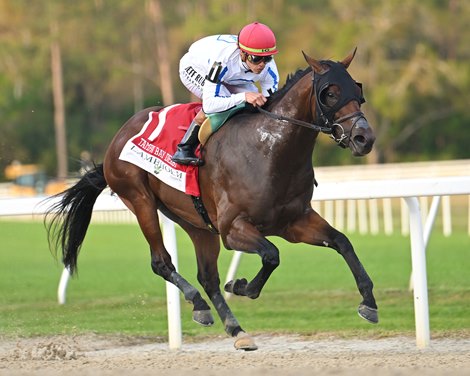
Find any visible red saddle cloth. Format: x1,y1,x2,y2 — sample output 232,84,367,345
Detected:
119,103,202,196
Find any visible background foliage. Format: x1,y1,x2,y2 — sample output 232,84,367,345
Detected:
1,0,469,179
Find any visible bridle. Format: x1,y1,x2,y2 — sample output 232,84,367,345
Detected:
325,111,366,147
258,61,366,148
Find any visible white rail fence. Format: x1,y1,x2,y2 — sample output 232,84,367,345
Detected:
1,175,470,350
312,159,470,236
6,195,466,236
2,159,469,236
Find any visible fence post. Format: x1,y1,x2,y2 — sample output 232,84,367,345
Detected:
442,195,452,236
57,267,70,305
161,213,182,350
409,196,441,291
404,197,430,349
369,199,379,234
358,199,368,234
383,198,393,235
346,199,356,233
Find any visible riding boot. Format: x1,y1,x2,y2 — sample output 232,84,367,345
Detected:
171,119,204,166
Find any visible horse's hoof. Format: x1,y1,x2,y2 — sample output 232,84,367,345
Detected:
224,278,248,295
358,304,379,324
246,289,260,300
234,331,258,351
192,309,214,326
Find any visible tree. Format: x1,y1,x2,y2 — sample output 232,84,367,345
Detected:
1,0,470,180
49,19,68,179
148,0,174,105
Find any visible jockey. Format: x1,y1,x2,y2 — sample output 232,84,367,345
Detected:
171,22,280,166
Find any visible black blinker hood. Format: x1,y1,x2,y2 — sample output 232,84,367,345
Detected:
313,60,365,125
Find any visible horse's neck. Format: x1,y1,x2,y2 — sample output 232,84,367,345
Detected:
267,74,318,158
276,74,314,121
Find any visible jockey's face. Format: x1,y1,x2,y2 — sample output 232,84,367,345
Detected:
241,52,270,74
247,59,266,74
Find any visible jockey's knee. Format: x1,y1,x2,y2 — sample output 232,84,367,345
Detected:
195,109,207,125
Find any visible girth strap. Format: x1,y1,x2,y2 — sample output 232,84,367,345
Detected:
191,195,219,234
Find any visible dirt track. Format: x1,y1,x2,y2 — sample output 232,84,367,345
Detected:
1,334,470,376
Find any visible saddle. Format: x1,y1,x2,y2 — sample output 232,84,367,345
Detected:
198,103,247,145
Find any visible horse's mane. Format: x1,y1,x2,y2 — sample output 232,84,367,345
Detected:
237,66,312,115
265,66,312,108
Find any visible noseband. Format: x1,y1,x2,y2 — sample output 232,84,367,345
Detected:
258,61,366,148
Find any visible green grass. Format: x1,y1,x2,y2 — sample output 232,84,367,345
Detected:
0,220,469,340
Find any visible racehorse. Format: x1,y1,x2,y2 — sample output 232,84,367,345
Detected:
45,49,377,351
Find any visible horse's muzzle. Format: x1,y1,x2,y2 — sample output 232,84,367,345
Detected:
349,117,375,156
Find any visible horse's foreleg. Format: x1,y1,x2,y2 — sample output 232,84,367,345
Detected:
283,208,378,324
223,218,280,300
184,226,257,351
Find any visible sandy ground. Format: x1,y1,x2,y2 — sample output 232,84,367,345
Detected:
1,333,469,376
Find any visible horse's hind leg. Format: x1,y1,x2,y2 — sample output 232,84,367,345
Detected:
152,252,214,327
146,230,213,326
112,184,212,324
182,224,257,351
283,208,378,324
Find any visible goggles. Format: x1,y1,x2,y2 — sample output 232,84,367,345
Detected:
247,54,273,65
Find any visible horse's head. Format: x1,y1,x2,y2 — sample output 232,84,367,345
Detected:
302,49,375,156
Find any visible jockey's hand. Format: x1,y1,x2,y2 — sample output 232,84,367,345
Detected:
245,92,267,107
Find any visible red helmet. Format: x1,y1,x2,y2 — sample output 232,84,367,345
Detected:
238,22,278,56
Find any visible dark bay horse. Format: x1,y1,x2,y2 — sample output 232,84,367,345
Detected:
46,50,377,351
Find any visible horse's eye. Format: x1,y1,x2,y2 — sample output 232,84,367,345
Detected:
322,92,337,106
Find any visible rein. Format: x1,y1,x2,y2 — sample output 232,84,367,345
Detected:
256,106,332,134
257,77,333,134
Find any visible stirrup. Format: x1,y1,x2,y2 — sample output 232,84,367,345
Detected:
172,156,204,166
171,149,204,166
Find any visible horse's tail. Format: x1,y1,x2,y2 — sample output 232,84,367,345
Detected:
45,163,107,275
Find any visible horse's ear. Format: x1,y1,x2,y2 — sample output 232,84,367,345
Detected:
302,51,325,74
340,47,357,69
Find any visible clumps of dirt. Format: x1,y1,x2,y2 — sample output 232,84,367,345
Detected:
9,339,79,361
